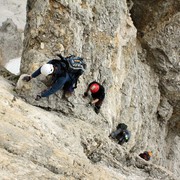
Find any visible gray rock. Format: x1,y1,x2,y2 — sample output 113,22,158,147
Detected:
0,19,23,65
0,0,179,179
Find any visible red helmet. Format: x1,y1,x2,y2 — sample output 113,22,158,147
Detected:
90,83,100,93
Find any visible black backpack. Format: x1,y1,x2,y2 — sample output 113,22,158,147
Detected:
116,123,128,130
57,54,86,74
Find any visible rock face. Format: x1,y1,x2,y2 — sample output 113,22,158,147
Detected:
0,0,26,30
130,1,180,176
0,0,26,71
0,0,179,179
0,77,128,180
130,0,180,34
0,19,23,66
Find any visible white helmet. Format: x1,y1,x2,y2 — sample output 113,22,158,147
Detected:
40,64,54,76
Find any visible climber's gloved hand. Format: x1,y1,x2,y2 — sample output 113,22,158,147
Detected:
56,53,64,60
86,101,92,107
23,75,32,82
89,101,93,105
108,133,114,139
83,92,88,98
35,94,42,101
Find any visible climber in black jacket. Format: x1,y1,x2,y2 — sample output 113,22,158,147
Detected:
139,151,152,161
109,123,130,145
83,81,105,114
23,54,85,100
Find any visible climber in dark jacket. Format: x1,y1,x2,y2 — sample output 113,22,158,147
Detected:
23,55,84,100
83,81,105,114
109,123,130,145
139,151,152,161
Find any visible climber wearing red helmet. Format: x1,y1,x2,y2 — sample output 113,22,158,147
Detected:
83,81,105,114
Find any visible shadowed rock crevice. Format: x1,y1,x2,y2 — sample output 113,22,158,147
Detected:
130,0,180,35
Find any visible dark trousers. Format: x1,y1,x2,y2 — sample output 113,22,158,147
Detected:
94,99,104,109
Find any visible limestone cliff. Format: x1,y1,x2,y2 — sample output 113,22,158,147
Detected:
0,19,23,66
0,0,179,179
